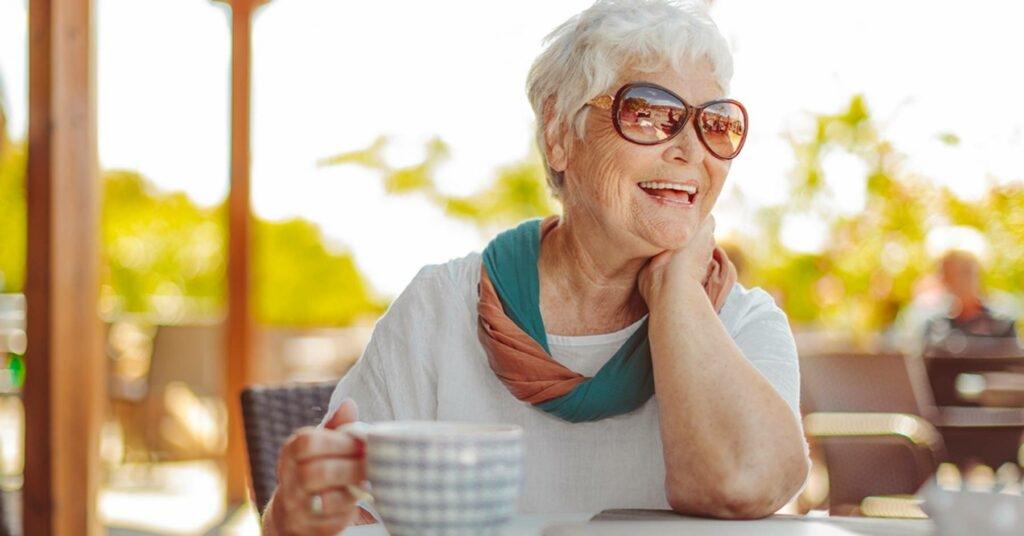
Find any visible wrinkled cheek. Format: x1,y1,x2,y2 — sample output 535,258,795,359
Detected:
570,141,629,210
593,159,626,206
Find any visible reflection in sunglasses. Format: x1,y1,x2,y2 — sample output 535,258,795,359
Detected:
621,97,686,141
594,82,747,158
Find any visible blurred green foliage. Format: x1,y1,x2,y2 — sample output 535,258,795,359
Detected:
253,216,385,325
102,170,385,325
0,129,25,293
2,94,1021,333
0,116,385,325
741,96,1023,336
320,137,561,233
325,96,1023,337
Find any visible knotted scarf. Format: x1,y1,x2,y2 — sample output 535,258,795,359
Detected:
477,215,736,422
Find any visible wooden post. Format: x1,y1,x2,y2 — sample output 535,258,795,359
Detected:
24,0,103,534
213,0,269,504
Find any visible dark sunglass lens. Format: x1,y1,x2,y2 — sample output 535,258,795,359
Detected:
699,101,746,158
616,86,686,144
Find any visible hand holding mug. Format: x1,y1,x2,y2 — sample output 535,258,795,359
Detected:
268,399,371,535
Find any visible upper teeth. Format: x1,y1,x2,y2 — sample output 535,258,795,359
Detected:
638,181,697,194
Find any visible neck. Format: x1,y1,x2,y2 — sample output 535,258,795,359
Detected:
538,212,649,334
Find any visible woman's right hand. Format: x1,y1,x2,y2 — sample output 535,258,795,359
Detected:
264,399,370,535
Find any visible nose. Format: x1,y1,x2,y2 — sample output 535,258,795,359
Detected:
661,115,705,165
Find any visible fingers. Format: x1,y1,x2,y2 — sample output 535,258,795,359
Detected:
645,249,673,269
296,457,368,493
278,487,361,536
275,461,364,534
324,398,359,430
283,427,364,463
273,411,368,535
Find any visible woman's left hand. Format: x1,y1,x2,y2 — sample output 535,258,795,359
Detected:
638,215,716,308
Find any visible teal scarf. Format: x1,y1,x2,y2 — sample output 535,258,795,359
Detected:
479,218,655,422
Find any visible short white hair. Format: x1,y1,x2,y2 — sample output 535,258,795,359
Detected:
526,0,734,197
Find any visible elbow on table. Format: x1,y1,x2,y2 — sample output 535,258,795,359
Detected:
666,458,810,520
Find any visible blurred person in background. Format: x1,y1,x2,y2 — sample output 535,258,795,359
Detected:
263,1,810,533
921,250,1019,357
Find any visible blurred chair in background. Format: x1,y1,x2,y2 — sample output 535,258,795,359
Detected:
106,321,157,465
147,323,224,461
800,352,1024,514
801,352,944,515
925,356,1024,408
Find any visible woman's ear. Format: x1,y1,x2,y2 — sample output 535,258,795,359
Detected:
542,98,569,173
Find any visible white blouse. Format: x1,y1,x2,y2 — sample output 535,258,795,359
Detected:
323,251,804,514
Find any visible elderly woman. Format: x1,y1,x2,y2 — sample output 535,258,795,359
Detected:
264,0,809,533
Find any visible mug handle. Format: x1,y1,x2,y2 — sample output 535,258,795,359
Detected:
336,421,374,504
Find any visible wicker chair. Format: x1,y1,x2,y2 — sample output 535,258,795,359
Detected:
240,381,338,515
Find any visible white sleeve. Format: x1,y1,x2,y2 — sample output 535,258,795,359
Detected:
729,288,802,418
320,265,442,427
320,332,394,427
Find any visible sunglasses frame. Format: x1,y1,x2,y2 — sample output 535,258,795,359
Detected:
588,81,749,160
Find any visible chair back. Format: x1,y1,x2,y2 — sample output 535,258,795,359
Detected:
240,381,337,514
818,434,937,514
800,353,945,514
800,352,937,418
924,334,1022,359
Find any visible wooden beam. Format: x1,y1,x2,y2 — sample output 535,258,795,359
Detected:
24,0,103,534
214,0,268,504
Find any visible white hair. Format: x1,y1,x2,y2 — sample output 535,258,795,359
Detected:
526,0,734,197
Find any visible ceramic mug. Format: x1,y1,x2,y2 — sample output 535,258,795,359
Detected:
339,421,524,536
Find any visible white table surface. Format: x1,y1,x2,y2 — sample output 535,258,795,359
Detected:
342,512,935,536
342,514,590,535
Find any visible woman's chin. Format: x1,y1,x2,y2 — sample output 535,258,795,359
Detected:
642,228,694,252
634,211,700,246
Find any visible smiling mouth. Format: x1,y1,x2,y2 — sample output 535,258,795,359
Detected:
637,181,697,205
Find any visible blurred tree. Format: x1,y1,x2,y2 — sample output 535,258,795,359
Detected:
739,96,1021,338
100,171,385,325
253,216,386,325
943,184,1024,293
101,170,225,317
2,94,1021,332
0,96,384,325
0,130,25,294
319,136,560,233
323,98,1022,339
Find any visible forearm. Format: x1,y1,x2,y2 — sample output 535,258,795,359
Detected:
649,282,808,518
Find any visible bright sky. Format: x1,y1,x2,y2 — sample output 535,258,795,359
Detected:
1,0,1022,297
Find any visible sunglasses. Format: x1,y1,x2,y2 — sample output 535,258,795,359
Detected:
587,82,748,160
